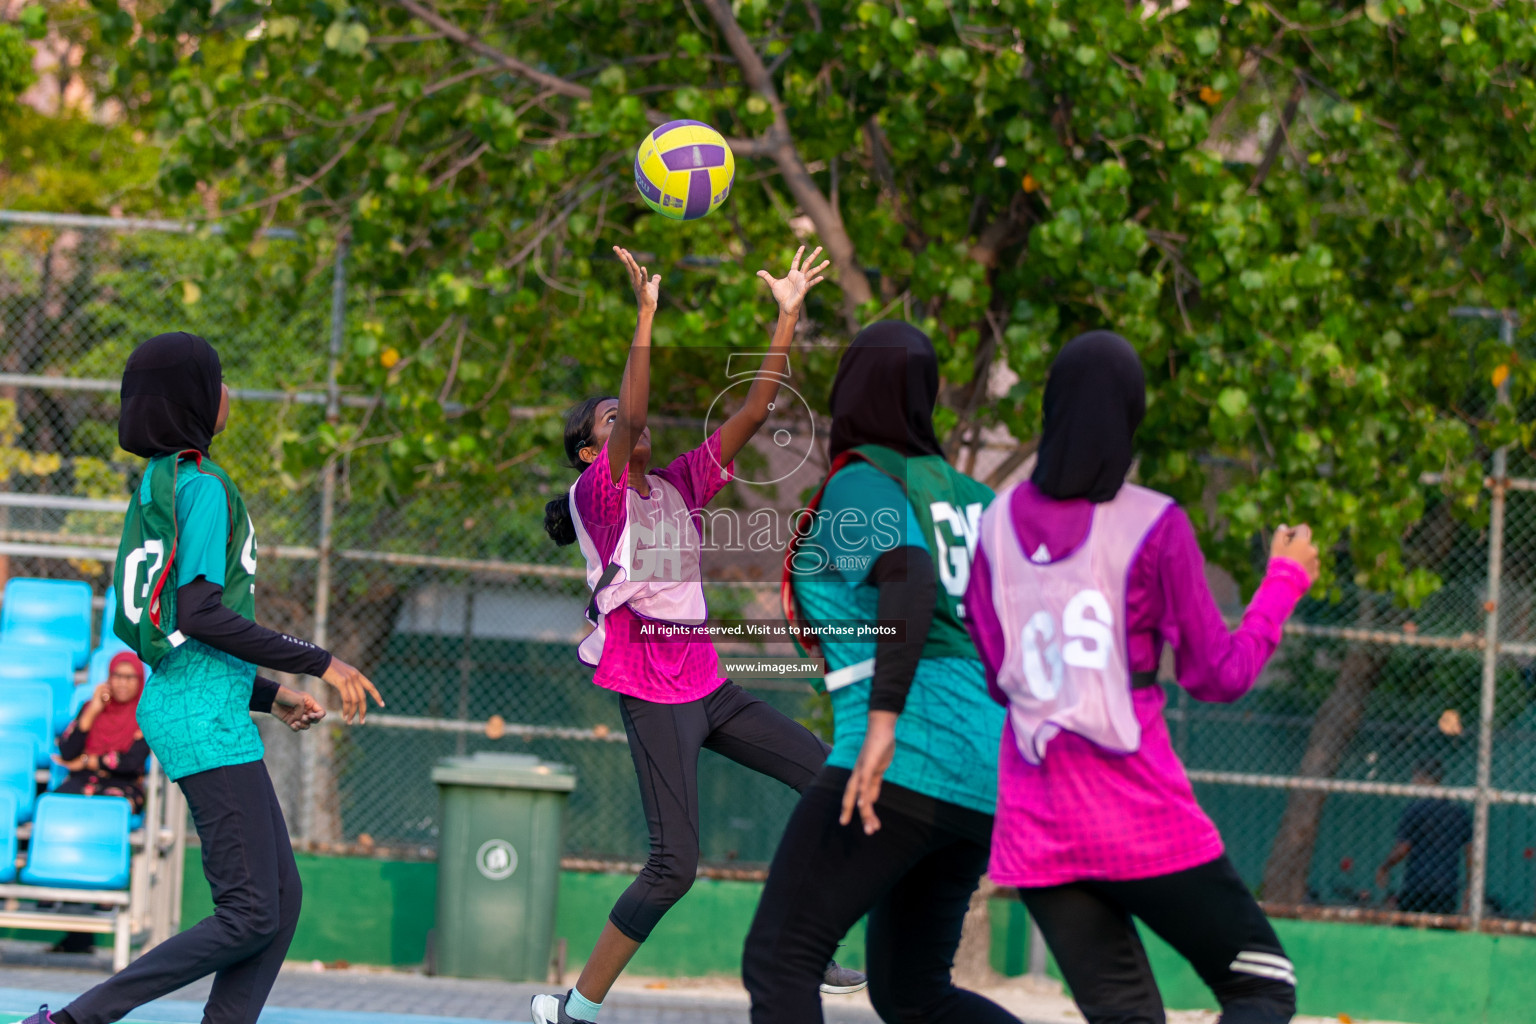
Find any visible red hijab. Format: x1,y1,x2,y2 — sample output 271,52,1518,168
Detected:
86,652,145,757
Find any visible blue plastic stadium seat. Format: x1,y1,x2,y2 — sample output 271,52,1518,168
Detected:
0,643,76,733
19,793,131,890
0,683,52,768
0,736,36,824
0,578,94,670
68,683,94,721
100,584,117,639
0,792,16,882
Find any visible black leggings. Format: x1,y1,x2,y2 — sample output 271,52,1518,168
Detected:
743,777,1018,1024
66,759,302,1024
610,681,829,942
1021,855,1295,1024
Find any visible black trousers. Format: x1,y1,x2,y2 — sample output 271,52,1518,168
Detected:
743,778,1018,1024
1022,855,1295,1024
67,760,302,1024
610,681,829,942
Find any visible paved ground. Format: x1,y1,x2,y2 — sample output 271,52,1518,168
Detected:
0,941,1417,1024
0,943,890,1024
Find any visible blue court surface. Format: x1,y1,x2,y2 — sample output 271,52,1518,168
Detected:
0,989,513,1024
0,957,889,1024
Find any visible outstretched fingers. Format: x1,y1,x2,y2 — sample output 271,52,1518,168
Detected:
804,258,832,290
614,246,646,292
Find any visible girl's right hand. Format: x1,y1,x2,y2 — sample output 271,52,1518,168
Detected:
615,246,660,313
1271,523,1320,580
321,657,385,724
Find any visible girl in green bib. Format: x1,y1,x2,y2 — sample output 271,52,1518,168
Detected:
23,332,383,1024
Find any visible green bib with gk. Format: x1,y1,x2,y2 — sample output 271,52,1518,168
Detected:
841,444,994,662
114,451,257,665
113,451,265,781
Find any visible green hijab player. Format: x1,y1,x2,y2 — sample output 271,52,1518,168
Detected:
23,332,383,1024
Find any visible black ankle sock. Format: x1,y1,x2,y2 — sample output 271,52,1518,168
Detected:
54,1009,77,1024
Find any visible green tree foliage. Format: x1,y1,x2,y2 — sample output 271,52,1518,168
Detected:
0,20,37,113
78,0,1536,603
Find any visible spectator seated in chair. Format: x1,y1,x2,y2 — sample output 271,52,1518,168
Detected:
53,653,149,811
47,652,148,956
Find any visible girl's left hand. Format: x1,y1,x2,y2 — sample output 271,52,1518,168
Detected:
757,245,831,316
272,686,327,732
840,710,898,835
52,753,87,772
615,246,661,313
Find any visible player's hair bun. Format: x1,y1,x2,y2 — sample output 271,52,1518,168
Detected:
544,495,578,547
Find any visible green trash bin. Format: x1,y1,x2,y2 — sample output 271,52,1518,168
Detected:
431,752,576,982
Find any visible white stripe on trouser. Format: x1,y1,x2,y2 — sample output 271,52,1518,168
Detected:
1230,951,1296,987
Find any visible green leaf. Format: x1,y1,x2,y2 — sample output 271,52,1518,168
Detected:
1216,387,1249,418
323,21,370,57
18,5,48,40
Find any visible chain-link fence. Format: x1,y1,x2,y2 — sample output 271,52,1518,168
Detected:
4,210,1536,932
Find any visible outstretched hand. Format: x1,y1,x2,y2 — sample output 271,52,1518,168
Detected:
757,245,831,316
615,246,661,313
321,657,385,724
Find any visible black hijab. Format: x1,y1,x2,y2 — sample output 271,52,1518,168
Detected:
828,320,945,460
1031,330,1145,503
118,332,223,458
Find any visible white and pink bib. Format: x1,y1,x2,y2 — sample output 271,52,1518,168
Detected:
981,482,1172,764
569,474,709,667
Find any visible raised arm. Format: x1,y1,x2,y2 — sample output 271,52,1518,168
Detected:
607,246,660,485
1161,514,1319,703
716,245,831,466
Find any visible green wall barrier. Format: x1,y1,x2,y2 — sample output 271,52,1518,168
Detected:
176,852,1536,1024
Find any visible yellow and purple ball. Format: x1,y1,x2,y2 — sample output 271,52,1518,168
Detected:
634,120,736,221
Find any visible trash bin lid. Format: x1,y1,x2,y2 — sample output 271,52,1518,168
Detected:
431,752,576,792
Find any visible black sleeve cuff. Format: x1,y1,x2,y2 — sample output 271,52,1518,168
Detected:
250,676,281,714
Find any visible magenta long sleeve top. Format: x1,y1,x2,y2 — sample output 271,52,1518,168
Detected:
964,481,1312,887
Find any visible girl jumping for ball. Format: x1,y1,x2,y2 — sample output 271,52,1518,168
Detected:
533,245,862,1024
966,331,1321,1024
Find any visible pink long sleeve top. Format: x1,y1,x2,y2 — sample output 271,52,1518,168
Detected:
964,481,1312,887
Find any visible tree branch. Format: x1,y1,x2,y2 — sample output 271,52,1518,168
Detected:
393,0,774,157
1249,81,1304,196
394,0,589,99
697,0,874,330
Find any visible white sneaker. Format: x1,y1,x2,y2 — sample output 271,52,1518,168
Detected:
529,992,575,1024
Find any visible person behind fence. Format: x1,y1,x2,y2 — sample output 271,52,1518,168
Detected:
533,245,863,1024
46,650,151,956
741,321,1018,1024
965,331,1321,1024
22,331,384,1024
1376,758,1472,916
